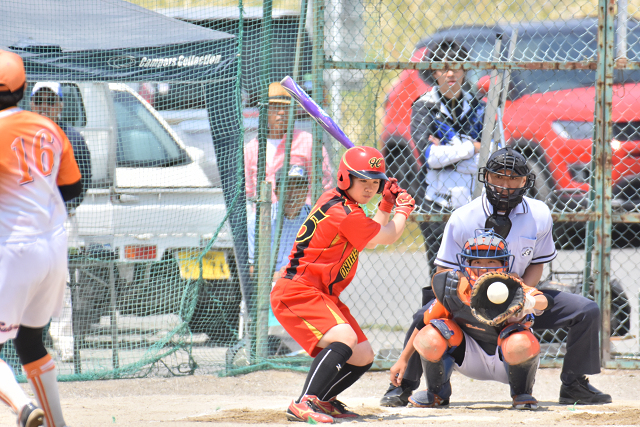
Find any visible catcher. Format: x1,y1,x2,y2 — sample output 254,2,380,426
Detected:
389,230,554,410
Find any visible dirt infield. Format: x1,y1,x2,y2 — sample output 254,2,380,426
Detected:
0,368,638,426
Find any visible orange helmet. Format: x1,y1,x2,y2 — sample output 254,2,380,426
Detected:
337,146,388,193
456,229,514,285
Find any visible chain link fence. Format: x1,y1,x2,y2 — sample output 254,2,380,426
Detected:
1,0,638,382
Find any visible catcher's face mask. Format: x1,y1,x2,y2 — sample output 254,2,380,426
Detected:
456,229,515,285
478,147,536,212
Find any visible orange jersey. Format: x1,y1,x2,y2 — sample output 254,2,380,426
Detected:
0,107,81,236
283,188,381,297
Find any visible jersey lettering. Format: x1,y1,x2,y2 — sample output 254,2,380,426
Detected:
11,130,57,185
34,129,56,177
296,208,329,243
11,137,33,184
338,248,358,279
328,247,360,294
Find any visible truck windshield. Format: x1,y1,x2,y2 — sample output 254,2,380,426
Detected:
113,90,191,168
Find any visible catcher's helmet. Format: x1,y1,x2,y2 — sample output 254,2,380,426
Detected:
478,147,536,212
456,229,514,284
337,146,388,193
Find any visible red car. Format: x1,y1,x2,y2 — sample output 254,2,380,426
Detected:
382,18,640,214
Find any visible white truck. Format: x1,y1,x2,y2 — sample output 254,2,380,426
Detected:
21,82,241,343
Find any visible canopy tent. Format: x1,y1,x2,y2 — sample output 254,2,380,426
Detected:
0,0,249,308
0,0,236,81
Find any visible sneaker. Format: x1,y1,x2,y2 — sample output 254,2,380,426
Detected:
17,403,44,427
559,376,612,405
380,383,413,407
512,394,538,410
407,389,449,408
286,395,334,423
315,397,358,418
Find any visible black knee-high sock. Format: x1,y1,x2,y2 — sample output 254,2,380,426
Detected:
298,342,353,402
319,362,372,401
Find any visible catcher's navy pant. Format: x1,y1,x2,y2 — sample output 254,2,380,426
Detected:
399,289,601,389
531,289,601,383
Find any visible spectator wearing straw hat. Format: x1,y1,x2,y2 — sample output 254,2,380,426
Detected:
244,82,333,206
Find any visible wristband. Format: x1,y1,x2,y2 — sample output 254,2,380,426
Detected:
378,199,394,213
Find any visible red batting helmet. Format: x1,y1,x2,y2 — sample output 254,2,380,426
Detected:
337,146,388,193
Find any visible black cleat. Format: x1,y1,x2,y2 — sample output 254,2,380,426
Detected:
18,403,44,427
559,376,612,405
380,383,413,407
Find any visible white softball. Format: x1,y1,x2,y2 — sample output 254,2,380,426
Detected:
487,282,509,304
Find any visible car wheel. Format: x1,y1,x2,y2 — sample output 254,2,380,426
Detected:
534,279,630,344
609,279,631,336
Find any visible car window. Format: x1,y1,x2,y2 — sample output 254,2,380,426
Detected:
19,82,86,127
59,84,86,127
462,30,640,97
112,90,191,168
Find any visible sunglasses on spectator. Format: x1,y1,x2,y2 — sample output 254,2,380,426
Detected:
32,93,60,106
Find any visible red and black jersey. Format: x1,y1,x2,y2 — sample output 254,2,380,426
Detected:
283,188,381,297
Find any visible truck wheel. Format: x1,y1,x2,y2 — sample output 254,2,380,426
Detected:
148,259,186,315
116,259,187,317
188,281,241,345
187,256,241,345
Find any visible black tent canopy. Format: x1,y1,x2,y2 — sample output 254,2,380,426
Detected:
0,0,236,81
0,0,249,303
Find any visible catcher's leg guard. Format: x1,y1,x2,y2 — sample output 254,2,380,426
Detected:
408,355,454,408
507,355,540,409
498,325,540,366
499,323,540,409
413,319,463,363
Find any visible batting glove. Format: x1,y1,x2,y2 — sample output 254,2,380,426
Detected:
394,192,415,219
379,178,403,213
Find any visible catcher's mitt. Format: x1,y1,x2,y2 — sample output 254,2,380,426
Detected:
470,272,525,326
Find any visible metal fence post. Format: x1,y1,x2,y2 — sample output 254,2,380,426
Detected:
593,0,615,364
271,0,311,277
256,181,273,359
311,0,326,203
473,34,502,199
